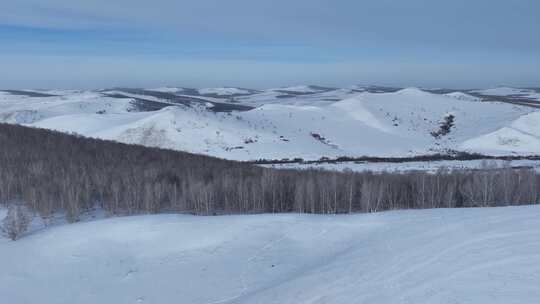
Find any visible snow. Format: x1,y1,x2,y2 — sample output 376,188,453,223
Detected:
105,90,176,104
149,87,184,93
0,91,132,124
270,85,326,93
461,127,540,154
473,87,540,101
474,87,534,96
264,159,540,173
1,206,539,303
396,87,431,96
460,112,540,154
1,87,539,161
198,87,252,96
512,111,540,135
331,96,393,132
445,92,481,102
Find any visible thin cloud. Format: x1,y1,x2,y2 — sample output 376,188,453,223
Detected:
1,0,539,88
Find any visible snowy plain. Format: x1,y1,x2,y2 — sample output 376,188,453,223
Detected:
264,158,540,173
1,206,539,304
473,87,540,99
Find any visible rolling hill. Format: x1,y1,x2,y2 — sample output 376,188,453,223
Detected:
1,86,539,161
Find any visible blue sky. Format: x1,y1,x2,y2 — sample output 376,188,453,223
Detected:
1,0,539,89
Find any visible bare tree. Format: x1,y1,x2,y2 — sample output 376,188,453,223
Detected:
1,122,540,222
2,204,33,241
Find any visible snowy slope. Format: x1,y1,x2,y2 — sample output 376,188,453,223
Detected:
0,87,539,160
1,206,539,304
460,111,540,154
472,87,540,101
149,87,184,93
329,88,531,154
474,87,536,97
270,85,329,93
0,91,133,124
444,91,482,102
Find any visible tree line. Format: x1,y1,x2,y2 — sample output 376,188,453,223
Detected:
250,152,540,165
1,122,539,224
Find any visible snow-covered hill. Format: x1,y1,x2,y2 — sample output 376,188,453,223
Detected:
1,86,539,160
473,87,540,99
198,87,256,96
1,206,539,304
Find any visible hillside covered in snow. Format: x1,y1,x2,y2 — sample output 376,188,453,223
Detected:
1,206,539,304
1,86,539,161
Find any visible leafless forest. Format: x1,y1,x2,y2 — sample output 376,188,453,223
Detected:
1,123,539,223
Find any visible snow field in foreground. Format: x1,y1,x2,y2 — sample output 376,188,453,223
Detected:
1,206,539,304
